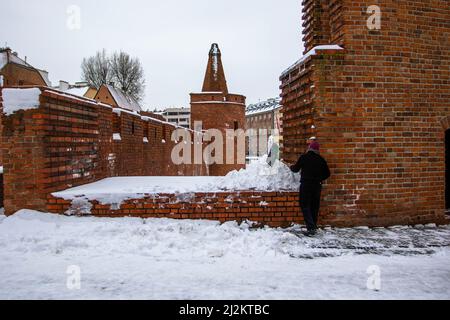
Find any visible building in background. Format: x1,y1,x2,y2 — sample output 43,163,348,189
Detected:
0,48,51,87
159,107,191,129
53,81,97,99
94,84,142,112
246,98,282,156
190,43,246,176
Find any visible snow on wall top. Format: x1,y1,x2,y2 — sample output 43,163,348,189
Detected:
1,88,41,116
281,45,344,78
52,157,300,205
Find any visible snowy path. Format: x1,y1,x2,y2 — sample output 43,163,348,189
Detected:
0,210,449,300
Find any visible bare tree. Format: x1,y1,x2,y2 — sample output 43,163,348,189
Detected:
81,49,112,89
110,51,145,102
81,50,146,102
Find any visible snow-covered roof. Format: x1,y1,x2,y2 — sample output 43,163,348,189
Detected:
63,87,90,97
0,50,32,70
0,49,51,86
106,84,142,112
37,69,52,86
246,97,282,116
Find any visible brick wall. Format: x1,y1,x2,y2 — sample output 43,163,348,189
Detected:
48,185,444,228
0,87,207,215
281,0,450,226
47,191,303,228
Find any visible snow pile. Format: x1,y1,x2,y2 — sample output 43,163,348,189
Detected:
53,156,299,205
53,177,219,205
0,210,449,299
218,156,299,191
1,88,41,116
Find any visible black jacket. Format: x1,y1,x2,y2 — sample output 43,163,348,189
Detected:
290,151,331,183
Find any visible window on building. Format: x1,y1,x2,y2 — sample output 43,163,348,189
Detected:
234,121,239,130
131,122,135,135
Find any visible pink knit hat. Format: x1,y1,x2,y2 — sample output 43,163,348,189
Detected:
309,141,320,151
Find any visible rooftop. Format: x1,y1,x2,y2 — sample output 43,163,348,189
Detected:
0,48,52,86
246,97,282,116
106,84,142,112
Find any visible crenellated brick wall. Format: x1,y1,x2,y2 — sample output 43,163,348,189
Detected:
281,0,450,226
0,87,207,215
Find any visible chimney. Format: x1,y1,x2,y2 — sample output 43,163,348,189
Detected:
59,80,70,91
75,81,88,87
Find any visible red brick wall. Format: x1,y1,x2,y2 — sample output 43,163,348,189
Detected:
281,0,450,226
48,186,444,228
47,191,302,228
0,87,206,215
0,89,48,213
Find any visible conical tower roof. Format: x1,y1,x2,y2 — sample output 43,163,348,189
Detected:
201,43,228,94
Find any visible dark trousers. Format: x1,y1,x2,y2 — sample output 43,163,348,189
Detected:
299,182,322,231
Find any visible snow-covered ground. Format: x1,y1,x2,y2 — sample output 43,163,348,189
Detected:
0,210,449,300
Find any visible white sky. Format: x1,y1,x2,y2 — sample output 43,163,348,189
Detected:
0,0,304,111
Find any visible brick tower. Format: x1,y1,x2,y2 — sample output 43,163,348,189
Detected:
280,0,450,227
191,43,246,176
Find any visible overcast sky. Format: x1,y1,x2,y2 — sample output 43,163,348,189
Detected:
0,0,303,110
